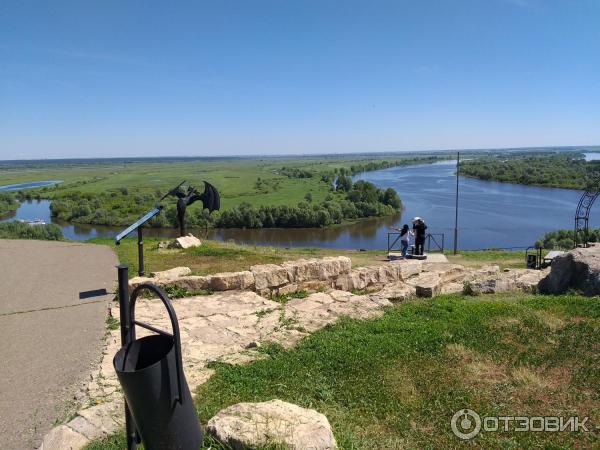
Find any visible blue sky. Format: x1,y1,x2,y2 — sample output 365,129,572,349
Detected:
1,0,599,159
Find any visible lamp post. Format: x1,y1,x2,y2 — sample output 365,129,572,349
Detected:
453,152,460,255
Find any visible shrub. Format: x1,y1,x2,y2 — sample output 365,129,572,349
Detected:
0,222,63,240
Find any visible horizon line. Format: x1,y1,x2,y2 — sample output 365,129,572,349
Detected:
1,144,599,164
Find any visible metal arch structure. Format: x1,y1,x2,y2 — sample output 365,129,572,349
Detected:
574,190,600,248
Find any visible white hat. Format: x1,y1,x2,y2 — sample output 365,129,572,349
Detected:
413,216,421,221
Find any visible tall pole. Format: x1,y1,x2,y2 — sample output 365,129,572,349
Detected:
453,152,460,255
137,227,144,277
117,264,137,450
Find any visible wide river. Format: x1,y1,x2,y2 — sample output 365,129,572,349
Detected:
2,160,596,250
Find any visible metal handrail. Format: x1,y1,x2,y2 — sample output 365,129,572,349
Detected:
387,232,403,252
425,233,445,253
387,232,445,253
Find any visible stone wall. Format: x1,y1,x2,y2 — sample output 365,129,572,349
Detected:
129,256,354,297
130,257,547,300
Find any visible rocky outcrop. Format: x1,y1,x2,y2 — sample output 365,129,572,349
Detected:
369,281,416,303
129,274,211,294
408,272,443,298
251,263,292,291
173,234,202,249
38,425,88,450
539,246,600,295
207,400,337,450
209,271,255,291
158,234,203,249
149,266,191,280
334,260,423,291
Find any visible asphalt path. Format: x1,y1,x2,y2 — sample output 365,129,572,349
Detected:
0,240,117,449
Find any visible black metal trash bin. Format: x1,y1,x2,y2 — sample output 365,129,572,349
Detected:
113,283,203,450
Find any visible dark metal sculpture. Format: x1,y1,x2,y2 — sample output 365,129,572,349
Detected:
574,191,599,248
574,172,600,248
167,181,220,237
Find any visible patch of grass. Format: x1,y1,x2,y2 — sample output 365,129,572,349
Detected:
84,432,281,450
91,236,383,278
255,308,275,319
164,284,191,299
271,290,308,304
256,342,286,357
447,249,527,269
289,289,309,299
271,293,291,304
462,280,478,296
193,293,600,449
83,293,600,449
105,315,119,331
278,310,298,328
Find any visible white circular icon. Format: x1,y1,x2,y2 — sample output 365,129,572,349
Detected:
451,409,482,440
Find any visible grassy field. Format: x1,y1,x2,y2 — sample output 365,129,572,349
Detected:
0,155,448,229
0,155,441,210
94,237,527,277
447,249,527,270
86,292,600,449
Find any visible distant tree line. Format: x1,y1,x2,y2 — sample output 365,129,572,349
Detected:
319,156,444,185
460,153,600,190
536,228,600,250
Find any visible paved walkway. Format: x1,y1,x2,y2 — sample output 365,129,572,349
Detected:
0,240,117,450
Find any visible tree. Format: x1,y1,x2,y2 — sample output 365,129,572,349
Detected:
382,188,402,210
336,175,353,192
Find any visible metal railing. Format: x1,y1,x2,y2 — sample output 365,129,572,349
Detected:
425,233,445,253
387,232,445,253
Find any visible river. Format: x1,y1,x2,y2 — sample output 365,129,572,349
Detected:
2,161,596,250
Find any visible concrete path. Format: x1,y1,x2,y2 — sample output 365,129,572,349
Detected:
0,240,117,450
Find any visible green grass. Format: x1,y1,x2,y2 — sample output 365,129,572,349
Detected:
89,236,385,278
91,236,528,282
194,293,600,449
105,316,120,331
86,293,600,449
0,155,441,211
447,249,527,269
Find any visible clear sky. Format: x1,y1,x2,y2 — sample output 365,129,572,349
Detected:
1,0,599,159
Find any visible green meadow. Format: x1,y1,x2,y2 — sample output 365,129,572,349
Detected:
0,155,441,209
0,155,444,229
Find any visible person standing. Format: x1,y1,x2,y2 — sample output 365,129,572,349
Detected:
391,224,413,258
412,217,427,256
399,224,413,258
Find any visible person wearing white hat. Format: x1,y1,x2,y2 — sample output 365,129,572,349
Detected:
412,217,427,255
